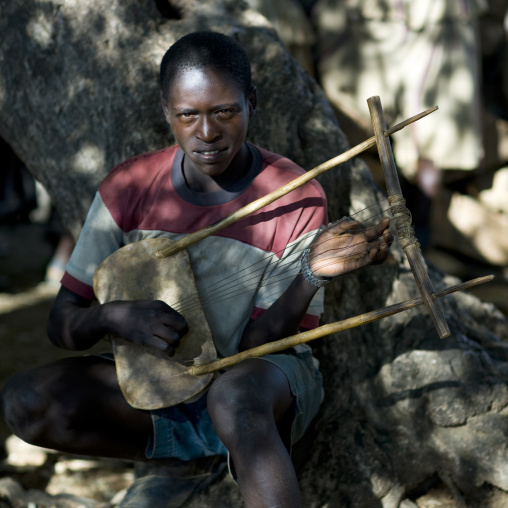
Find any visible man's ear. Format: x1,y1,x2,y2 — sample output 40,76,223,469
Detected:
248,86,257,118
161,92,171,124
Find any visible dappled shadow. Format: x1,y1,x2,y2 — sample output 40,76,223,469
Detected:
0,1,178,238
313,1,483,178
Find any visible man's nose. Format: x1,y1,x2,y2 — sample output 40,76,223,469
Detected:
197,116,220,142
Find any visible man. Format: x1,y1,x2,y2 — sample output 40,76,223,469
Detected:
1,31,391,507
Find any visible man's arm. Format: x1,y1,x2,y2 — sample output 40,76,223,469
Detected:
239,273,319,351
47,286,188,356
239,217,392,351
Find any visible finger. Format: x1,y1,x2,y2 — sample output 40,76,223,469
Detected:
153,301,188,335
383,228,394,246
138,335,177,357
160,315,188,336
326,217,360,235
369,228,392,249
153,324,183,347
365,217,390,241
370,243,390,264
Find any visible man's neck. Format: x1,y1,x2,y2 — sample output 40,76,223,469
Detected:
182,143,252,193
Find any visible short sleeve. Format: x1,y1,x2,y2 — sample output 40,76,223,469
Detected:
61,192,124,299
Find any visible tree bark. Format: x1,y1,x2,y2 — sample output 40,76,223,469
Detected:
1,1,508,506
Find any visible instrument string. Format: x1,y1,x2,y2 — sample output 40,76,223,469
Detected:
170,198,390,313
171,198,395,315
172,204,393,314
174,226,377,313
176,230,400,315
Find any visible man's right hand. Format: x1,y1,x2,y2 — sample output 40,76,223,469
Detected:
103,299,188,356
47,286,188,356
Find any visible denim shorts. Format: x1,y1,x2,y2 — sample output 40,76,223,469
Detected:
145,343,324,460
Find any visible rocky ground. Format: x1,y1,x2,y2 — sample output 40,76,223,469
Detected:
0,212,507,507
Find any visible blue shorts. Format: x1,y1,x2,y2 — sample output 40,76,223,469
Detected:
145,344,324,460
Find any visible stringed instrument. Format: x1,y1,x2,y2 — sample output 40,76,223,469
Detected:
93,97,493,410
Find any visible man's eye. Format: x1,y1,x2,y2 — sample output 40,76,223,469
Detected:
218,109,235,117
178,112,194,119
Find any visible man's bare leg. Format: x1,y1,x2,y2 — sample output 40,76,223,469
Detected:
207,359,301,508
1,356,152,461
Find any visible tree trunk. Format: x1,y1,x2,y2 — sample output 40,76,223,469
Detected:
1,1,507,506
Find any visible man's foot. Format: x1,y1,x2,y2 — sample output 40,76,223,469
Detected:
117,456,226,508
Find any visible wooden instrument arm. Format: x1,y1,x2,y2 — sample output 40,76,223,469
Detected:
367,96,450,339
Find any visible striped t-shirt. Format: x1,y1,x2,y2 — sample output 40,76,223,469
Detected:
62,143,328,358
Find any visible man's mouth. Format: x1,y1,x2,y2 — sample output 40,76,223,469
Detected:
193,147,228,162
195,147,226,154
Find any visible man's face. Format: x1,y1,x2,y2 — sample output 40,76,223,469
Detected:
162,66,256,191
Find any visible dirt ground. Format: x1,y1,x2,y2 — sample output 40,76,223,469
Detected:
1,217,507,507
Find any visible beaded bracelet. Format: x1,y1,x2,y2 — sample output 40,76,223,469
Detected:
300,248,332,288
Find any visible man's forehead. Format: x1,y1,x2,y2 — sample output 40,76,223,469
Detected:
171,66,243,93
168,68,246,104
171,101,242,111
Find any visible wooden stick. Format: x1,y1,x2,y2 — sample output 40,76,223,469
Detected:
155,106,438,258
384,106,438,138
188,275,493,376
367,96,450,339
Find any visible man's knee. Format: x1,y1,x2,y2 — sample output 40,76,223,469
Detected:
1,370,51,445
207,366,276,448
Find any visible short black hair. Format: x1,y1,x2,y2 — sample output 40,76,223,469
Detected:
160,31,252,100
